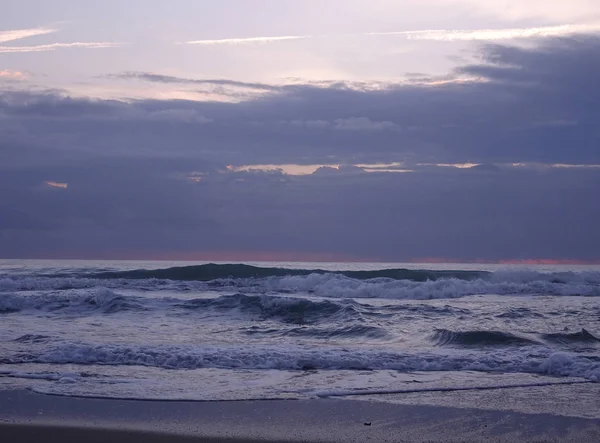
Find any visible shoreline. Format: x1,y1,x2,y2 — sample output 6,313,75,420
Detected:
2,389,600,442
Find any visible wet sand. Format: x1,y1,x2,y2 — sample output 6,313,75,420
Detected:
0,424,239,443
1,389,600,442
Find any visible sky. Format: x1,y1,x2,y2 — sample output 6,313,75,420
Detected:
1,0,600,262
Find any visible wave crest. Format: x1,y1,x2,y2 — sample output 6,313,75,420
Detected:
182,294,364,324
542,329,600,344
0,288,142,314
243,324,391,340
91,263,486,282
432,329,539,347
2,265,600,300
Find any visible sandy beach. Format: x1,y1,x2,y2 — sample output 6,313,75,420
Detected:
2,389,600,442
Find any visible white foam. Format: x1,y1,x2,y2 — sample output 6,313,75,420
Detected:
17,368,588,403
20,343,600,381
315,379,590,398
254,273,600,299
2,268,600,300
489,269,600,284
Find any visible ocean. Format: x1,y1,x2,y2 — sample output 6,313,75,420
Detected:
1,259,599,402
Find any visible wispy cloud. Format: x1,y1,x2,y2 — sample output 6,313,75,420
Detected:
0,26,57,44
184,35,310,45
0,42,121,53
369,24,600,41
183,24,600,48
334,117,399,132
115,72,278,91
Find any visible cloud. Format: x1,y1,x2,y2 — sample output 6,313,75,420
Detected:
0,25,121,54
334,117,399,131
2,36,600,260
146,109,213,124
0,42,122,53
283,120,331,129
0,70,26,80
179,23,600,49
2,161,599,260
369,24,600,41
4,36,600,165
227,164,328,175
114,72,278,92
44,181,68,189
184,35,310,45
432,0,599,22
531,120,579,128
0,26,57,44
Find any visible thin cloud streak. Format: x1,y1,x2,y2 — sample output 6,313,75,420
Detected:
369,24,600,41
44,181,68,189
182,24,600,48
115,72,279,91
184,35,310,45
0,26,57,44
0,42,122,53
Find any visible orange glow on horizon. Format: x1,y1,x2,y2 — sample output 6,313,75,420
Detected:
414,257,600,265
22,251,600,265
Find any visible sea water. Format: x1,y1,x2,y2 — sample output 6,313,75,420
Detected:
1,259,599,401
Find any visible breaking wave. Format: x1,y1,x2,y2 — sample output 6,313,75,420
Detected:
0,291,369,324
0,289,144,314
2,264,599,300
180,294,365,324
433,329,539,347
7,342,600,381
90,263,487,282
542,329,600,344
432,329,600,349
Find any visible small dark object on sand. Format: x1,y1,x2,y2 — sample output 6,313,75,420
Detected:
364,422,372,426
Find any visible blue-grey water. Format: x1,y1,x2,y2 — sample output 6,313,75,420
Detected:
1,260,599,401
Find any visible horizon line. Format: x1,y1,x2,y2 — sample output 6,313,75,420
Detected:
2,254,600,265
